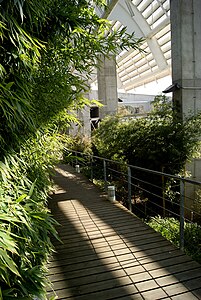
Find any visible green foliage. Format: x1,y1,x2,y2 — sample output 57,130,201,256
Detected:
92,95,201,215
148,216,180,246
148,216,201,263
93,95,201,174
0,130,62,299
63,135,93,175
0,0,143,154
0,0,47,154
64,134,93,155
193,189,201,223
0,0,144,297
30,1,143,130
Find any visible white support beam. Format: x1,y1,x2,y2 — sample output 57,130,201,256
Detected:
102,0,120,19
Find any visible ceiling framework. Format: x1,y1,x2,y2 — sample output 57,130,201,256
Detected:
94,0,171,92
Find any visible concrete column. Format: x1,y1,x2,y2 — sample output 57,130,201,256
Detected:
69,91,91,138
171,0,201,119
170,0,201,218
78,106,91,137
97,55,118,119
69,106,91,138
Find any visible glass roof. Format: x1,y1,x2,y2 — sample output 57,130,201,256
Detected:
93,0,171,93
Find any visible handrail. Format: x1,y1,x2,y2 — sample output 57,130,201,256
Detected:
64,148,201,252
64,148,201,185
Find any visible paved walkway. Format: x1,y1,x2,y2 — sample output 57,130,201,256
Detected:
47,164,201,300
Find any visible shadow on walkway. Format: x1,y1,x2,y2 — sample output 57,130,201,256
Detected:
47,164,201,300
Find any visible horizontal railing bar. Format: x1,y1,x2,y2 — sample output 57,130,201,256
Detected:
64,148,201,186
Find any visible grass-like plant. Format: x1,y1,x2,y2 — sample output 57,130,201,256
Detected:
148,216,201,264
0,130,62,299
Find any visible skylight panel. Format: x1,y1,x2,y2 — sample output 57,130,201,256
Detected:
152,14,167,29
118,69,128,78
155,24,171,39
163,0,170,11
123,75,140,85
158,31,171,46
129,69,143,78
136,0,151,12
140,68,153,77
164,50,171,60
149,59,157,67
146,52,154,61
138,63,151,73
160,41,171,53
167,58,171,66
150,66,158,73
142,1,160,20
135,57,147,67
132,0,144,7
147,6,164,26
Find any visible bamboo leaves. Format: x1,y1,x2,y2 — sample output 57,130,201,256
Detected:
0,1,47,154
0,249,20,278
14,0,25,23
0,228,20,284
0,230,18,255
0,132,62,298
0,0,144,297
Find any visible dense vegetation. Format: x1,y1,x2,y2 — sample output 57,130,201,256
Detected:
91,95,201,215
0,0,143,298
92,95,201,175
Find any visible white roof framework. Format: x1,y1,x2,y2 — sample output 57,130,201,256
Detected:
95,0,171,92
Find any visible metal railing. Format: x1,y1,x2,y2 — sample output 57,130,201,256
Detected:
64,148,201,251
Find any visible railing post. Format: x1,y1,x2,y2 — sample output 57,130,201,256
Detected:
90,156,93,182
128,166,132,211
75,152,78,165
162,167,166,217
103,160,107,192
75,164,80,173
180,178,185,251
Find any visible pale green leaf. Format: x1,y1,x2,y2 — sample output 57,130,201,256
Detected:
0,248,20,277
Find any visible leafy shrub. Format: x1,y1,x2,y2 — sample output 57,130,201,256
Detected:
63,135,93,175
0,130,62,299
193,189,201,223
92,96,201,219
148,216,201,263
92,95,201,175
64,134,93,155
